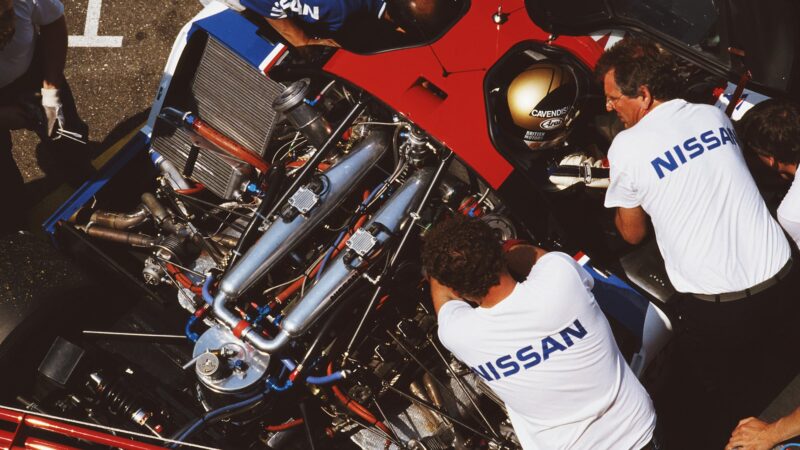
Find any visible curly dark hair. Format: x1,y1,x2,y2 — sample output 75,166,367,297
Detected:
737,98,800,165
594,36,681,102
421,216,505,299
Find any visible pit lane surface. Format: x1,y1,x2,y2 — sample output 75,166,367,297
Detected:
13,0,204,229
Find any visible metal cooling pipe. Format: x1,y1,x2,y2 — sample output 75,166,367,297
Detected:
279,167,435,337
141,193,169,224
90,207,149,230
241,168,434,355
84,225,157,248
212,132,389,337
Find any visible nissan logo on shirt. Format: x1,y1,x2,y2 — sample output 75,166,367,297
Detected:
471,319,588,382
651,126,739,179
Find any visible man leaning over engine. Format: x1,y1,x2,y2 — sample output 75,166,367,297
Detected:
597,36,800,449
422,216,657,449
242,0,450,48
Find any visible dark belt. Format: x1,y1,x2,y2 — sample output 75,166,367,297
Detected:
691,258,793,303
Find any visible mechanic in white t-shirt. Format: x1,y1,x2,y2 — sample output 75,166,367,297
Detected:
596,36,800,449
0,0,85,232
737,98,800,248
421,217,657,449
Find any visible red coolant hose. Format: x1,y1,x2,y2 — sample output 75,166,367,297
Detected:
192,118,269,173
327,362,391,435
265,418,304,432
175,183,205,195
166,263,202,294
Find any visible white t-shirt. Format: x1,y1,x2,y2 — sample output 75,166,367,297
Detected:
778,176,800,248
0,0,64,88
437,253,655,450
605,99,790,294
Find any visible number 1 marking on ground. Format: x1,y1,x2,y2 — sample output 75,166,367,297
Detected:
68,0,123,48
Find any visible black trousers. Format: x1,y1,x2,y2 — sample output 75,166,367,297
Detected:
660,264,800,449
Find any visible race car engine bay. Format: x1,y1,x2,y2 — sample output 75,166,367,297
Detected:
12,32,528,450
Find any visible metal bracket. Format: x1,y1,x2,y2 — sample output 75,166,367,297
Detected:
287,185,321,216
346,227,379,257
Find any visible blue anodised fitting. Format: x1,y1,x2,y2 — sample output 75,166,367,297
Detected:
272,314,284,326
254,304,272,325
184,113,196,125
232,359,246,371
246,183,263,196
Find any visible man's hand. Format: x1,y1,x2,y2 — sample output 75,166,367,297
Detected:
430,277,457,315
725,417,778,450
41,87,64,137
266,17,341,48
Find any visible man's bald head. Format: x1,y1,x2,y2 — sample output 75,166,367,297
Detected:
386,0,461,37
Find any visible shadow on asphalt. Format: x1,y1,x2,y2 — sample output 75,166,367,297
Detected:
25,109,150,208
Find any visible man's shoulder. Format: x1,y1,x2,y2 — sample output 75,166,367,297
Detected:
526,252,590,290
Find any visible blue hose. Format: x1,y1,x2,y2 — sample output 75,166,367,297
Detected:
202,273,215,305
185,316,200,343
169,389,269,448
281,359,346,385
266,377,293,392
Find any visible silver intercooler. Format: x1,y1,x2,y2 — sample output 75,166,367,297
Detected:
191,37,284,158
151,34,284,199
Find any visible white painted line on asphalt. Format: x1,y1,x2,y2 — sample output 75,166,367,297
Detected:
68,0,123,48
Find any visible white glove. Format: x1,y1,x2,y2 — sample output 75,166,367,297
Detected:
549,153,610,189
41,87,65,137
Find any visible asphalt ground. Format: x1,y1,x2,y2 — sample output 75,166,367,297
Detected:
11,0,204,228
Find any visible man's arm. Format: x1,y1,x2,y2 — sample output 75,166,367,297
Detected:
615,206,648,244
38,15,67,89
726,408,800,450
430,277,458,315
266,17,340,47
504,244,547,280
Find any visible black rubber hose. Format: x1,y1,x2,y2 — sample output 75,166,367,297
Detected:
168,391,268,448
299,401,317,450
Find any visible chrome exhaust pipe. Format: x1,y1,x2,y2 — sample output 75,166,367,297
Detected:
213,132,389,334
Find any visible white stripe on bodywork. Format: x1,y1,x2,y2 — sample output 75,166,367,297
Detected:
258,43,287,72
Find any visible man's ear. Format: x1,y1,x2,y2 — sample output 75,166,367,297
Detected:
638,85,654,108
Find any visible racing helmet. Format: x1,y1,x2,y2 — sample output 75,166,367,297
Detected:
506,62,580,150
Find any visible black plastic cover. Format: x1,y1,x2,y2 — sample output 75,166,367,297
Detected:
38,337,86,389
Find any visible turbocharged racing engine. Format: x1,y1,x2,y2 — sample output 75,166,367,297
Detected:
47,62,524,449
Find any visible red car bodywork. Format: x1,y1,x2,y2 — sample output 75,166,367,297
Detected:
324,0,606,188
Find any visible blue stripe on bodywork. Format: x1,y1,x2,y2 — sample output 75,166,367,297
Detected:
583,262,648,339
189,8,279,69
44,131,150,237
